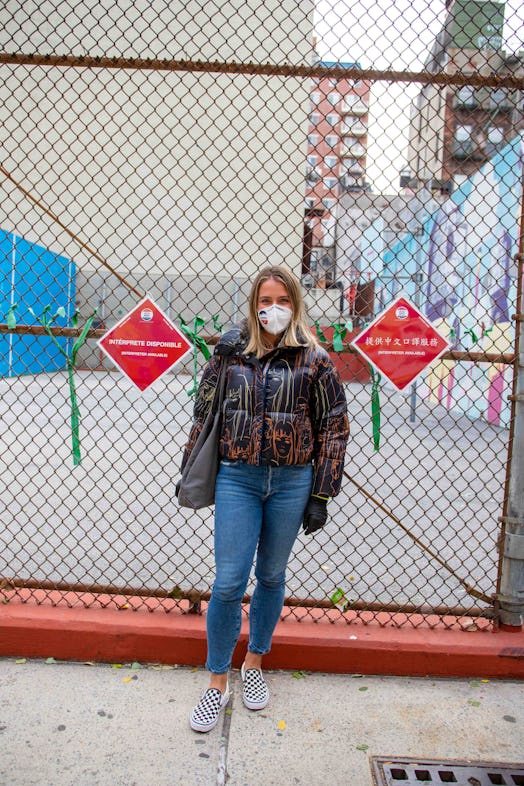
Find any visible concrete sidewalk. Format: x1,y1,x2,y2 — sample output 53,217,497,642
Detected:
1,657,523,786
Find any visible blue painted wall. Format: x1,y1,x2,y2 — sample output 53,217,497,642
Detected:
0,230,76,376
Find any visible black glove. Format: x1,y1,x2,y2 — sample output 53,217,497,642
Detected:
302,495,328,535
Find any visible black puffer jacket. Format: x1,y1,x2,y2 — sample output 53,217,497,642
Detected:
181,324,349,497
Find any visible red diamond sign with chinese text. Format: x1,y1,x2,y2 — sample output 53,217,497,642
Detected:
351,294,450,391
98,296,193,391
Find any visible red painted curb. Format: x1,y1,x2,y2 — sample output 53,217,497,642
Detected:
1,599,523,678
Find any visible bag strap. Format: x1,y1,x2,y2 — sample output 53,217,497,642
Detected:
210,357,228,416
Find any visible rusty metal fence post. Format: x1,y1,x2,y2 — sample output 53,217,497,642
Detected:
498,241,524,628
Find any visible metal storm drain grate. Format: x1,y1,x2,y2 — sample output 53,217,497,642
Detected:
371,758,524,785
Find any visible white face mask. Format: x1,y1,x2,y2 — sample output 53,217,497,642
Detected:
258,304,292,335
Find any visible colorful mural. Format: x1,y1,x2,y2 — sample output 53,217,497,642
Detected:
378,132,522,427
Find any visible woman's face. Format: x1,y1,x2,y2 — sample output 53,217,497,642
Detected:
257,278,291,312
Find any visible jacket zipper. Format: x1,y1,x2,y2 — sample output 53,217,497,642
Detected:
258,357,272,463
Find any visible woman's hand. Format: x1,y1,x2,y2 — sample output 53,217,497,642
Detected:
302,495,328,535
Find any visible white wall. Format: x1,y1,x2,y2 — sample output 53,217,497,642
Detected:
0,0,313,284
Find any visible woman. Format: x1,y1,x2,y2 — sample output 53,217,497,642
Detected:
180,265,349,732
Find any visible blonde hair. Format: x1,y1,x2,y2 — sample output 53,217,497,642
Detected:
245,266,318,358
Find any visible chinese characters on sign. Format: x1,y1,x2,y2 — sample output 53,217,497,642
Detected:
351,295,450,391
98,297,193,391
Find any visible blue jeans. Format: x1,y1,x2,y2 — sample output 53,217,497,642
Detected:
205,461,313,674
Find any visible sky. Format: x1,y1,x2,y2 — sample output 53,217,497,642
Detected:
313,0,524,193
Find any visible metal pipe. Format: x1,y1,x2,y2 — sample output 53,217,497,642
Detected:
0,52,521,90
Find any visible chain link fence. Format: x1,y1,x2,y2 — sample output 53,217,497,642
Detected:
1,0,523,628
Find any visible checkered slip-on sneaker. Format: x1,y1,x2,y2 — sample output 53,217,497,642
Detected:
189,684,230,733
241,663,269,710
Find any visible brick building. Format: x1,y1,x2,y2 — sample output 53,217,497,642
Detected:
405,0,523,193
303,53,371,288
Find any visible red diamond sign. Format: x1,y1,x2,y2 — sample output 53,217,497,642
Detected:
351,294,450,391
98,296,193,391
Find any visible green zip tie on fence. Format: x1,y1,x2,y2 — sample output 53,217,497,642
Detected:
368,363,381,452
6,303,17,330
177,314,211,396
68,310,98,465
20,305,98,466
313,320,327,343
314,320,353,350
465,327,479,344
331,323,347,352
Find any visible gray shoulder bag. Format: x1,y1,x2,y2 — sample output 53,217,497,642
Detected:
177,358,228,509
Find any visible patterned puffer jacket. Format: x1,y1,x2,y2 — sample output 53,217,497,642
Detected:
181,323,349,498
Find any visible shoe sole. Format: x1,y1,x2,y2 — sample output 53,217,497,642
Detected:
189,713,220,733
243,695,269,711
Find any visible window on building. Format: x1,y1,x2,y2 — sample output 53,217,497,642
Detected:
341,95,368,115
489,88,510,110
342,174,360,189
307,154,318,166
305,197,315,208
454,85,477,108
324,177,338,190
341,159,364,176
328,91,341,105
324,155,338,169
487,125,505,155
310,92,320,104
342,141,366,157
322,198,336,209
308,134,319,146
452,124,473,158
347,115,366,129
309,112,320,126
326,113,339,126
326,134,338,148
305,163,321,185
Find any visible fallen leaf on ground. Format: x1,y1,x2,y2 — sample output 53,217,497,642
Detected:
150,664,176,670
